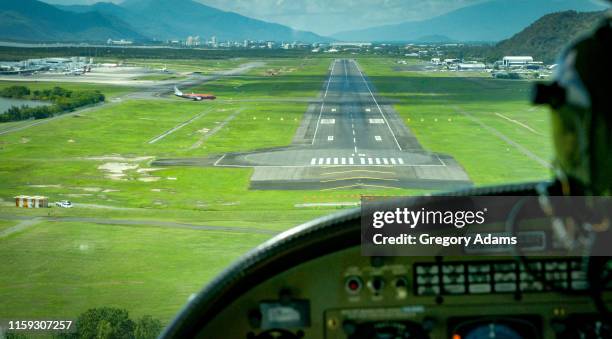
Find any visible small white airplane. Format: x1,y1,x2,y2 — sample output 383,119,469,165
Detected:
173,86,216,101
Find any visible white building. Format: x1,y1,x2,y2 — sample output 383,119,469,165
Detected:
503,56,533,67
106,39,133,45
458,63,486,71
185,36,200,47
331,42,372,48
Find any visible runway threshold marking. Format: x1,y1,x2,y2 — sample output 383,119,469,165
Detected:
309,157,409,167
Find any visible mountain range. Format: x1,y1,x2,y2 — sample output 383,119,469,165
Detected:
0,0,608,44
0,0,147,42
491,10,608,63
0,0,327,43
332,0,607,42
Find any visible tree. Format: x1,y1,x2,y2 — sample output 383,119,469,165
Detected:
75,307,135,339
0,85,30,98
134,315,163,339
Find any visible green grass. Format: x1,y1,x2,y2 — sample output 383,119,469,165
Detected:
117,58,251,74
0,220,16,232
0,55,556,324
358,57,553,185
188,57,330,99
0,221,270,322
133,73,187,81
0,81,135,99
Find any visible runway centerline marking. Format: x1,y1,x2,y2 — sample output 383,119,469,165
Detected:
352,60,403,151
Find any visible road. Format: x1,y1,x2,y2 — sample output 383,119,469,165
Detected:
0,215,278,236
155,59,471,191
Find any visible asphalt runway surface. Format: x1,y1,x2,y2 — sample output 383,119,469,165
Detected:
154,59,471,191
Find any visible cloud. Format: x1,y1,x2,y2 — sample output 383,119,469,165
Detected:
196,0,487,35
42,0,488,36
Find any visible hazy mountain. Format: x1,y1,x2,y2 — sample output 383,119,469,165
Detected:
491,10,607,63
61,0,329,42
0,0,146,42
332,0,607,42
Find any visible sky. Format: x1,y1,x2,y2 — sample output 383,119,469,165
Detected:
43,0,489,36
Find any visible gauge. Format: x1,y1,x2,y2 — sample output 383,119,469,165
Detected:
449,316,540,339
347,320,429,339
462,323,524,339
248,329,301,339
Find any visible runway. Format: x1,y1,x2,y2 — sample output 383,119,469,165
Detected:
154,59,471,190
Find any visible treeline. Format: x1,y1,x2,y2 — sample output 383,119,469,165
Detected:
0,85,104,122
0,45,310,62
4,307,163,339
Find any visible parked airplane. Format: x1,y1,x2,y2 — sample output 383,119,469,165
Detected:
174,86,216,101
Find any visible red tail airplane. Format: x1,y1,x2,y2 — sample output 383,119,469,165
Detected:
174,86,216,100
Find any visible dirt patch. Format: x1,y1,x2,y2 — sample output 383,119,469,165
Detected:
136,168,162,174
138,177,161,182
74,187,102,192
98,162,139,180
86,155,153,162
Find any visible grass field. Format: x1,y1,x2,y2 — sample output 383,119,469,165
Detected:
0,221,270,321
0,81,135,99
117,58,251,74
0,219,15,232
358,58,553,185
0,56,555,326
133,73,188,81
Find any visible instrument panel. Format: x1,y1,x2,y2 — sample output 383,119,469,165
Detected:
199,246,611,338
